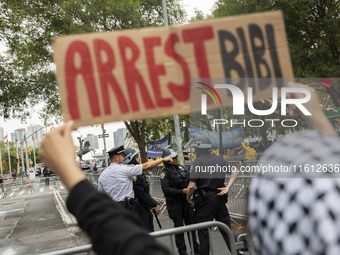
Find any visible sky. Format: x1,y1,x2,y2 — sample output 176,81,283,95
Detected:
0,0,216,158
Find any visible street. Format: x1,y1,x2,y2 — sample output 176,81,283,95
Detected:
0,180,243,255
0,183,90,255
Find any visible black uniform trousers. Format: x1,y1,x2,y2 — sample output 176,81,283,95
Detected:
167,198,200,254
140,205,154,232
196,194,231,255
45,177,50,186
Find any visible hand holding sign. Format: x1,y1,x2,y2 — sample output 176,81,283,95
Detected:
52,11,293,128
287,82,337,137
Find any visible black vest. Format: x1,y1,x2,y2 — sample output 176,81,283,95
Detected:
164,164,189,189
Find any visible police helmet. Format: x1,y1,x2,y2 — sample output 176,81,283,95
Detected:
124,147,140,164
162,148,177,159
189,136,212,149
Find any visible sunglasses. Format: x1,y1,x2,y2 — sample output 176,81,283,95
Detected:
172,156,178,160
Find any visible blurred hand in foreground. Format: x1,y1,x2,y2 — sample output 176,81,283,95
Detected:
40,121,85,191
287,82,337,137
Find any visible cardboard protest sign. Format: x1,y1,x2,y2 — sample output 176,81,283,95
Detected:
52,10,293,127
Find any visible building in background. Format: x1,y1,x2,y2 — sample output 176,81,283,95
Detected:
26,124,44,147
11,132,17,143
113,128,127,147
15,128,26,145
84,134,99,150
0,127,4,142
124,137,135,148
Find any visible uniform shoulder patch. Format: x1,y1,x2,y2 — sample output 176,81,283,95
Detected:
132,176,137,182
160,172,166,180
126,164,135,167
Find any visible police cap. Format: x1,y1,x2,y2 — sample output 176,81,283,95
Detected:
189,136,212,149
108,145,125,158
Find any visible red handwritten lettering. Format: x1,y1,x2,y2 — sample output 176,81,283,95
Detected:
65,41,100,119
144,37,173,107
164,34,190,101
118,37,155,112
93,39,129,115
182,26,214,78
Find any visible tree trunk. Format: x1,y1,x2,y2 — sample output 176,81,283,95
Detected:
139,143,148,164
260,117,269,150
124,120,148,163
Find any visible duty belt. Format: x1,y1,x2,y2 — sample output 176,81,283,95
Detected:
117,197,140,214
206,190,220,196
167,194,186,200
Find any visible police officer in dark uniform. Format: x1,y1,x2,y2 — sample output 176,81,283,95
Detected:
0,175,4,193
160,148,200,255
125,147,160,232
186,136,240,255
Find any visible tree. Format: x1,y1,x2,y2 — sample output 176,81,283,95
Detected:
124,114,190,163
212,0,340,106
0,0,187,121
0,140,42,174
0,141,18,174
189,9,206,22
1,0,187,163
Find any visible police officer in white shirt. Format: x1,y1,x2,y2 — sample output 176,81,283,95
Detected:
98,145,173,211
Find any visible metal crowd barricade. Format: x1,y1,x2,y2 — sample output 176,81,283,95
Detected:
1,182,11,198
38,221,255,255
150,221,255,255
225,176,252,219
148,174,167,214
150,165,163,176
241,160,259,177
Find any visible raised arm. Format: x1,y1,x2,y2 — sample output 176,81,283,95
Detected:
40,121,170,255
142,158,173,171
287,82,337,137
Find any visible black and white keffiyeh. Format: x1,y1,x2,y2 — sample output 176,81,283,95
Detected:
249,131,340,255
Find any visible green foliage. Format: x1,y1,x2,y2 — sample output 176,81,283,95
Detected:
1,0,188,164
189,9,206,22
0,141,18,173
0,0,187,121
0,141,41,174
212,0,340,106
124,114,189,163
145,114,190,141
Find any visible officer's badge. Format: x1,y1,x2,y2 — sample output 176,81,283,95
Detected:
160,172,166,180
132,176,137,182
179,166,186,171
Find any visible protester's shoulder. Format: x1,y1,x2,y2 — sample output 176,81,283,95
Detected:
264,131,338,157
259,131,340,177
